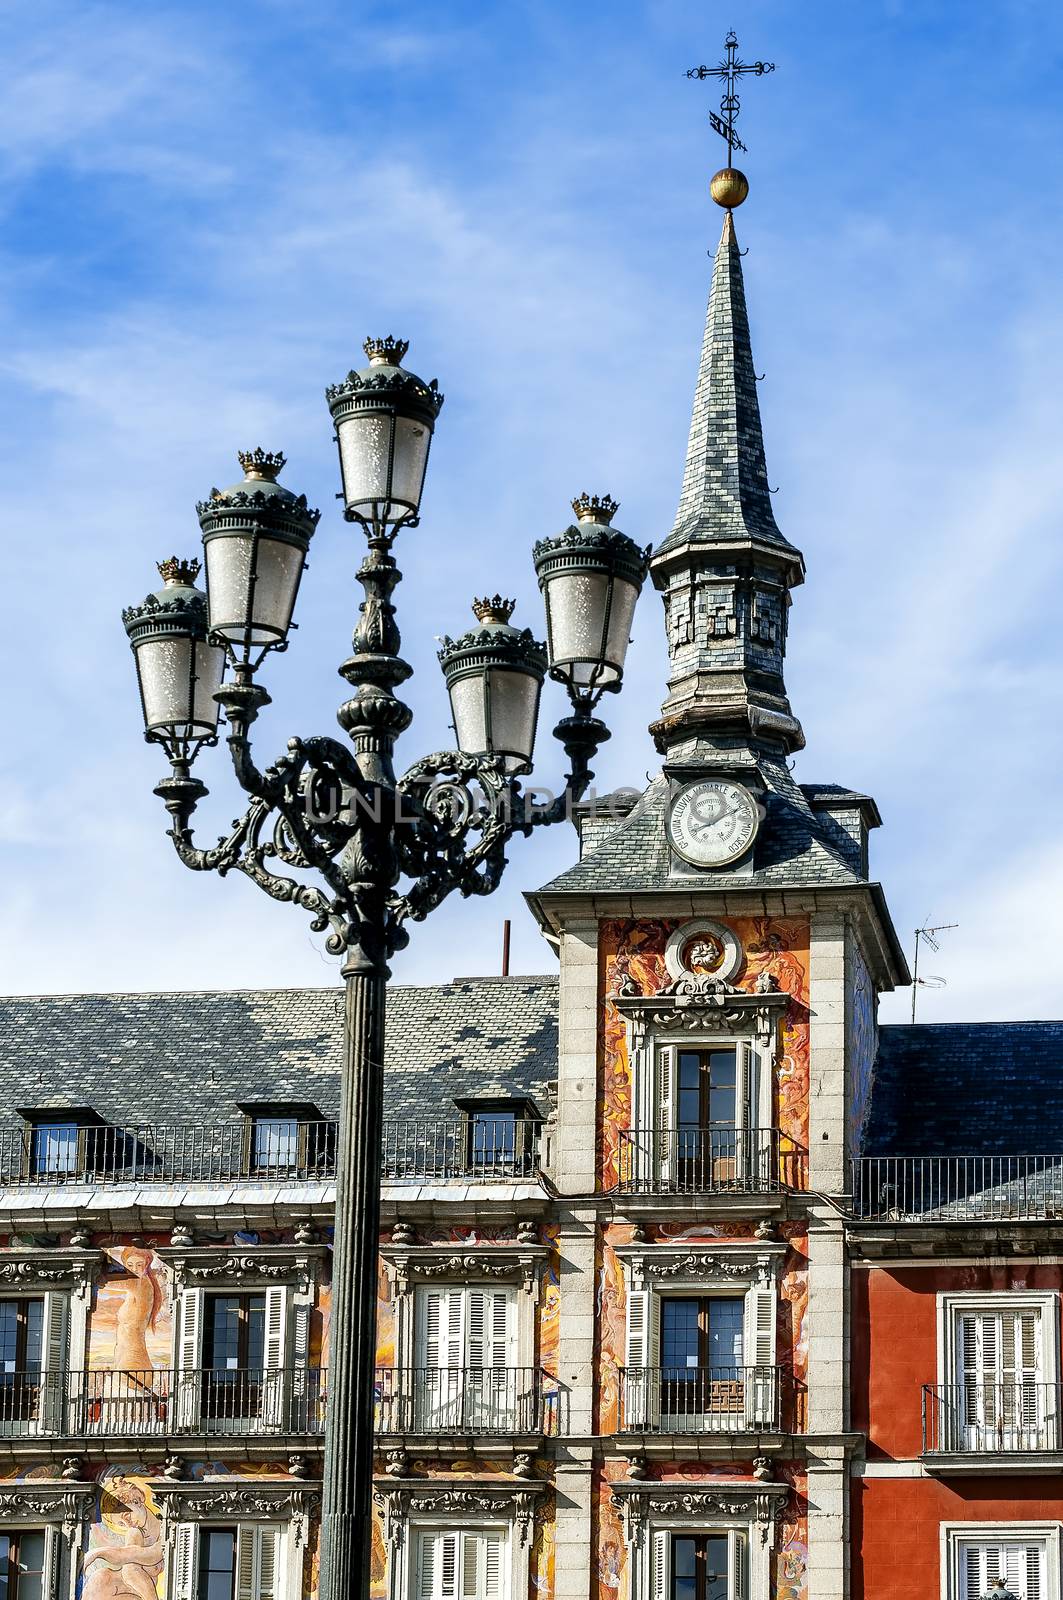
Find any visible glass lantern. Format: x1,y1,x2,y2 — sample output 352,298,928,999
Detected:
438,598,547,774
533,494,649,695
198,449,319,657
325,337,444,526
122,557,225,752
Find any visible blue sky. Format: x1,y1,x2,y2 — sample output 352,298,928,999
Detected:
3,0,1063,1022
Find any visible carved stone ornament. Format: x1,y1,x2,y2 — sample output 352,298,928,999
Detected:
0,1484,94,1547
159,1244,323,1295
610,1481,788,1551
609,969,788,1037
664,918,743,985
152,1482,320,1547
382,1245,547,1296
621,1246,781,1292
374,1481,543,1549
0,1250,102,1297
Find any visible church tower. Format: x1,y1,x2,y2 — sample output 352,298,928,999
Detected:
529,40,908,1600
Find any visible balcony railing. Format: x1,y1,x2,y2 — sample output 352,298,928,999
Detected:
618,1365,783,1433
0,1119,544,1187
374,1367,557,1435
381,1120,542,1182
923,1382,1063,1455
0,1367,325,1437
853,1157,1063,1221
616,1128,805,1194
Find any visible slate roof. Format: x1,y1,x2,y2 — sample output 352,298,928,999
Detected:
0,978,559,1129
655,210,802,564
536,768,864,896
867,1022,1063,1155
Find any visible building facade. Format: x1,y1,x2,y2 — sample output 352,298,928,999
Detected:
0,180,1056,1600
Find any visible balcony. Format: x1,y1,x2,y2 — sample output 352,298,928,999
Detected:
922,1382,1063,1471
0,1119,544,1188
853,1157,1063,1222
616,1128,805,1195
618,1365,784,1436
374,1367,558,1437
0,1367,325,1444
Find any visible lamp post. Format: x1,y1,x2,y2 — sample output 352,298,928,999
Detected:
122,336,649,1600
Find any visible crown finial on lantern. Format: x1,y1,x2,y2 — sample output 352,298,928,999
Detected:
572,492,620,525
363,335,410,367
238,448,286,481
157,556,202,586
472,595,516,625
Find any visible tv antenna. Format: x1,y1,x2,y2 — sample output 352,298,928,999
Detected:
911,918,957,1022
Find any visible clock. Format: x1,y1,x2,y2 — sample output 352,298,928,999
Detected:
667,778,760,868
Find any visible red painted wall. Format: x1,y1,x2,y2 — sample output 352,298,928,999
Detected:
854,1477,1063,1598
856,1265,1063,1460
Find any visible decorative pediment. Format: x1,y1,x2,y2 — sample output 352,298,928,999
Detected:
158,1244,325,1295
382,1245,547,1295
152,1480,320,1546
609,971,788,1036
610,1479,788,1549
374,1479,543,1548
0,1483,95,1546
0,1249,102,1297
617,1243,783,1292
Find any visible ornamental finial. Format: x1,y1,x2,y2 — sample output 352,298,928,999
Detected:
363,336,410,367
472,595,516,625
687,30,774,208
238,448,286,481
157,556,201,586
572,492,620,525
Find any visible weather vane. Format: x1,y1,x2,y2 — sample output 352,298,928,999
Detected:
687,29,775,170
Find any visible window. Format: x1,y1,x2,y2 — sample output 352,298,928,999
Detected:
251,1120,299,1175
172,1524,281,1600
956,1538,1046,1600
624,1280,776,1432
649,1042,762,1190
30,1123,78,1178
0,1301,42,1427
416,1528,506,1600
414,1286,517,1431
471,1112,517,1172
653,1530,747,1600
0,1531,48,1600
175,1285,301,1432
938,1295,1058,1454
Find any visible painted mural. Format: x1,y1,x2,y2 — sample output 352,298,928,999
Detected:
845,938,877,1159
599,917,812,1191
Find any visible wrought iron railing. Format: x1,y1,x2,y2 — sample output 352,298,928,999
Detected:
922,1382,1063,1455
374,1367,557,1434
0,1118,545,1186
0,1367,325,1437
380,1119,542,1181
616,1128,805,1194
852,1157,1063,1221
618,1365,783,1433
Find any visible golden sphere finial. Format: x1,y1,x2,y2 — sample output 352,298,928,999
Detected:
710,167,749,209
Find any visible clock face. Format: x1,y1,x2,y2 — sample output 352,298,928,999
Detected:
667,779,760,868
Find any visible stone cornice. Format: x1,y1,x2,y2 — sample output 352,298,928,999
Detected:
152,1480,320,1544
0,1482,95,1545
157,1244,325,1295
0,1248,102,1296
381,1244,548,1295
373,1478,544,1548
610,973,789,1037
610,1478,788,1549
615,1243,784,1291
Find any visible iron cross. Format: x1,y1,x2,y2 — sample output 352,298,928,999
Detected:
687,30,775,164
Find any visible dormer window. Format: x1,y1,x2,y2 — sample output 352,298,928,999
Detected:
236,1102,329,1179
18,1107,106,1181
454,1098,541,1177
32,1121,79,1178
252,1117,299,1174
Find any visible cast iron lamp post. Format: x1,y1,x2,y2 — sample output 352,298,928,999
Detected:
122,336,649,1600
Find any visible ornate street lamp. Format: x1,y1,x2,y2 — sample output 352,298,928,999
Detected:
122,556,225,770
121,335,647,1600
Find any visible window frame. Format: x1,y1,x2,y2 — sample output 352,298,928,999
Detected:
168,1520,289,1600
410,1523,510,1600
937,1291,1060,1454
940,1520,1060,1600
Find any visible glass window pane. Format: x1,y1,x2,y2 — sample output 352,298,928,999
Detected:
708,1298,744,1369
706,1535,730,1600
0,1535,10,1600
199,1528,236,1600
16,1532,46,1600
33,1123,79,1175
472,1112,516,1167
253,1118,299,1171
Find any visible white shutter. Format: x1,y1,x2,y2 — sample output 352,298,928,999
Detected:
467,1288,514,1430
961,1539,1045,1600
481,1533,504,1600
39,1291,68,1432
737,1042,761,1181
417,1288,465,1428
418,1531,459,1600
237,1525,281,1600
625,1288,651,1428
744,1281,777,1426
651,1531,670,1600
171,1524,199,1600
43,1525,61,1600
958,1308,1043,1448
175,1288,204,1429
656,1045,676,1183
261,1285,289,1429
731,1530,748,1600
289,1299,313,1429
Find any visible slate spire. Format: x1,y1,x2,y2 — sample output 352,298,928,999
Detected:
649,204,806,763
